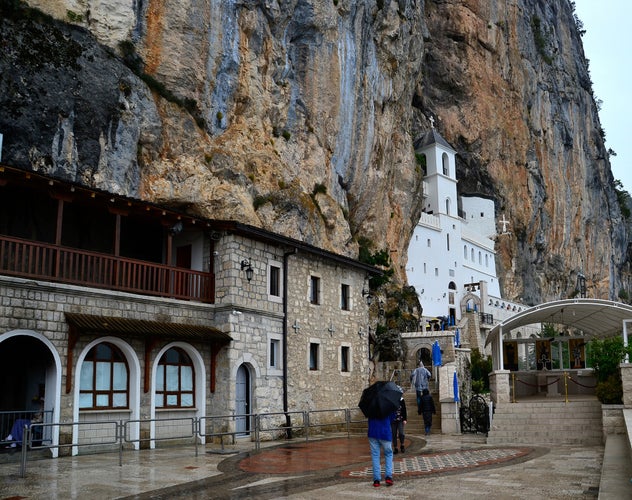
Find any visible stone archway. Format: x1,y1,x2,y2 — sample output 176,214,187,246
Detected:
0,330,62,456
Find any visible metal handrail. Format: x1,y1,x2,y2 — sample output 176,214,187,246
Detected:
13,408,368,477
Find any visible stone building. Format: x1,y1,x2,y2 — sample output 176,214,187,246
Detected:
0,165,377,455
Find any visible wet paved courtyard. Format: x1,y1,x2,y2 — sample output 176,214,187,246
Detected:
0,433,605,499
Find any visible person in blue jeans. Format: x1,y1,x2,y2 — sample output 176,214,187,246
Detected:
368,413,394,487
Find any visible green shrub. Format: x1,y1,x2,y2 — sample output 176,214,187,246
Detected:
596,374,623,405
470,348,492,393
66,10,83,22
587,336,632,404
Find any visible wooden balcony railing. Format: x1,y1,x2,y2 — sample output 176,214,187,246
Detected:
0,235,214,303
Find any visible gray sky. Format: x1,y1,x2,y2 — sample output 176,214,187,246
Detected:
574,0,632,193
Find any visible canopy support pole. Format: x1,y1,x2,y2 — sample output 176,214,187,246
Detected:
624,320,631,363
497,325,504,371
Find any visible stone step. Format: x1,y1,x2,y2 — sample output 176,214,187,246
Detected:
402,391,441,434
486,400,603,446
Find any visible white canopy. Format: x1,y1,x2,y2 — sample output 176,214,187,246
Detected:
485,298,632,347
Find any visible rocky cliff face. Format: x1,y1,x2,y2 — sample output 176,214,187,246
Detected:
0,0,627,304
418,0,627,303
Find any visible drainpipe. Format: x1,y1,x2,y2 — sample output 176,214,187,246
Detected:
283,248,297,438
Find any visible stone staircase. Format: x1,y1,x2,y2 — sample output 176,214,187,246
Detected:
401,389,441,435
350,389,442,437
486,399,603,446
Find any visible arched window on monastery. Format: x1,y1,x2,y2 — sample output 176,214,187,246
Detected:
478,251,482,264
464,245,468,259
446,233,450,251
485,254,489,267
79,342,129,409
156,347,195,408
445,198,450,215
442,152,449,176
471,248,475,261
448,281,457,305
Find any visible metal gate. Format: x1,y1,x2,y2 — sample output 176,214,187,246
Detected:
459,395,490,435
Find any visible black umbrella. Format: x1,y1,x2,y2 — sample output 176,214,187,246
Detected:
358,381,403,419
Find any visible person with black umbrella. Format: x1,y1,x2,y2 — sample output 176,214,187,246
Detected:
359,381,401,487
367,413,394,487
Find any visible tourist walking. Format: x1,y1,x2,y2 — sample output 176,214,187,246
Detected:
367,413,394,487
420,388,436,435
411,361,431,414
391,394,407,454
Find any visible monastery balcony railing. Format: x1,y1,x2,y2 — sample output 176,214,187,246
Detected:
417,211,441,230
0,234,214,303
480,313,494,325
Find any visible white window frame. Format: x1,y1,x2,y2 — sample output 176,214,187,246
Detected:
268,334,283,376
340,343,352,375
308,339,322,371
267,260,283,303
309,274,321,305
340,281,351,311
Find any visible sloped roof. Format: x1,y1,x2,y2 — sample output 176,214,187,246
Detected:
414,129,456,153
65,313,231,342
485,298,632,346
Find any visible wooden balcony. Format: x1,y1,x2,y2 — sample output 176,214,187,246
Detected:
0,235,214,303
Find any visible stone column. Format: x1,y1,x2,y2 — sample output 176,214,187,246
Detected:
489,370,511,405
440,401,460,435
620,363,632,407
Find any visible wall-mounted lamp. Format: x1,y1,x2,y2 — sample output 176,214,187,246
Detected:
362,286,373,306
241,259,254,282
169,221,183,236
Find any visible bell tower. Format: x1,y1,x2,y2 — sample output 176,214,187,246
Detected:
414,121,458,217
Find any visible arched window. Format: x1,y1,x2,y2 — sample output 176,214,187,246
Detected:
478,251,482,264
445,198,450,215
156,347,194,408
442,152,449,176
471,248,475,261
464,245,468,259
446,233,450,251
485,254,489,267
79,342,129,409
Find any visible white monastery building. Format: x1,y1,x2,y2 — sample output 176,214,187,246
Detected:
407,126,508,327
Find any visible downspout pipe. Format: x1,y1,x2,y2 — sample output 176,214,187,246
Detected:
283,248,297,438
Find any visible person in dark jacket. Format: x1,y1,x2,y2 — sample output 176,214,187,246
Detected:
391,395,407,453
419,388,436,435
368,413,394,487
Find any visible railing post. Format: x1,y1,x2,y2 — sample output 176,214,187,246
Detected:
564,371,569,403
19,425,29,478
118,420,124,467
254,414,260,451
194,417,199,457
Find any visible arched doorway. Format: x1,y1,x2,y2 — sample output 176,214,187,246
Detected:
235,364,251,435
415,347,432,367
0,331,60,452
